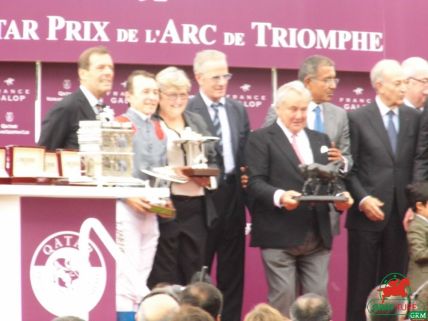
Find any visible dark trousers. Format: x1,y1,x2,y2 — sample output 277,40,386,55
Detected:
346,207,408,321
205,176,245,321
148,196,207,287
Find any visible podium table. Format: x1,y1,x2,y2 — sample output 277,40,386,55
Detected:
0,184,169,321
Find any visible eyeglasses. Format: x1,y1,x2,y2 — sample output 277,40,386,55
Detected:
312,77,340,86
208,73,233,82
409,77,428,85
162,92,189,100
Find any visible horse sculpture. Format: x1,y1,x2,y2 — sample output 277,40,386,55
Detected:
299,160,344,197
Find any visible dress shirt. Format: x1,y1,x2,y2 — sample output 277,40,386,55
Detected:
273,119,314,207
130,107,151,121
80,85,104,115
376,96,400,132
200,91,235,174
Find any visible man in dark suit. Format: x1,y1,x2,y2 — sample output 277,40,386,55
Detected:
245,80,352,317
345,59,420,321
186,49,250,321
38,46,114,150
262,55,352,235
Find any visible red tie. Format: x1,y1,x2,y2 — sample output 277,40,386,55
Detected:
291,134,305,164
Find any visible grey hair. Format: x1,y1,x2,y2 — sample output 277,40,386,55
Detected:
401,57,428,79
193,50,227,75
275,80,312,108
297,55,335,82
369,59,401,88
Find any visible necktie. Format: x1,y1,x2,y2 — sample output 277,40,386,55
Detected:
387,110,397,155
211,103,223,155
291,134,305,164
95,102,106,113
314,105,324,133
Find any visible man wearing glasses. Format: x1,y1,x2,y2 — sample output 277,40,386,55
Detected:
402,57,428,113
187,49,250,321
263,55,352,235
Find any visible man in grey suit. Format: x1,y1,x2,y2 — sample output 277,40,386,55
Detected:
345,59,420,321
263,55,352,235
187,49,250,321
245,81,352,317
38,46,114,150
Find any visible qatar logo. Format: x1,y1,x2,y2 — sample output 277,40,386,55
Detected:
5,111,14,122
63,79,72,90
30,231,107,317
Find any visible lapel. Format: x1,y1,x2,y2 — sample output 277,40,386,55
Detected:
77,88,96,120
191,93,215,134
396,106,409,160
321,103,335,138
307,128,329,164
269,123,302,173
365,103,395,159
224,99,238,155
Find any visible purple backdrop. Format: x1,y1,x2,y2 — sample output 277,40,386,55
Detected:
1,0,427,71
0,63,35,146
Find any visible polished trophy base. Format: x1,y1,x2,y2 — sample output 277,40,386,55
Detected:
294,194,348,202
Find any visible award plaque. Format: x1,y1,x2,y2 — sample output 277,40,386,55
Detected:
0,148,7,177
149,203,176,219
6,145,45,177
56,149,82,177
181,167,220,177
44,152,59,177
294,161,348,203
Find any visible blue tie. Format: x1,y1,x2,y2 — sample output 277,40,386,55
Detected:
387,110,397,155
314,106,324,133
211,103,223,156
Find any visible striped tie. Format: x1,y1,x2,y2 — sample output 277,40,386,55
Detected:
211,102,223,156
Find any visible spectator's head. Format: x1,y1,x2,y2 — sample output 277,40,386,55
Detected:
406,182,428,214
51,317,86,321
172,306,214,321
135,288,180,321
243,303,288,321
156,66,191,120
370,59,407,107
193,50,231,102
180,282,223,321
125,70,159,116
402,57,428,109
289,293,332,321
77,46,114,99
274,80,312,134
298,55,338,104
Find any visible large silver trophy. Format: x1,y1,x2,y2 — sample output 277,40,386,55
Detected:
295,160,348,202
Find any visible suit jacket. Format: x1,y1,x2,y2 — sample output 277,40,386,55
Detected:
186,93,250,177
38,88,96,150
345,102,420,231
407,215,428,290
245,123,333,249
262,102,352,169
414,107,428,181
